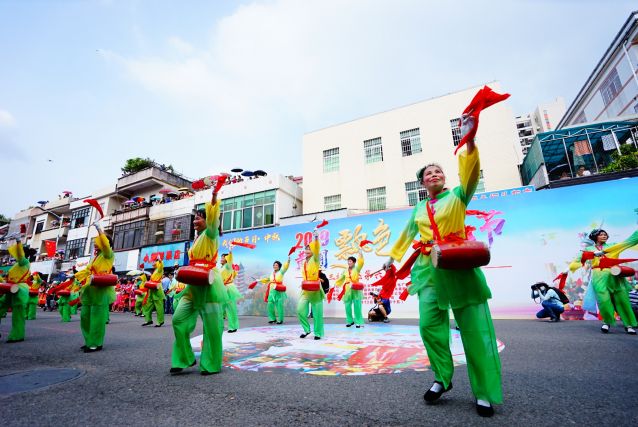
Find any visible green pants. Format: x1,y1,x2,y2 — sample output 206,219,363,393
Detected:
135,298,143,315
223,301,239,330
143,299,165,324
171,298,224,374
297,296,324,337
419,286,502,404
59,303,71,322
26,297,38,320
80,304,109,348
267,299,285,322
344,299,364,326
0,302,26,341
595,287,637,327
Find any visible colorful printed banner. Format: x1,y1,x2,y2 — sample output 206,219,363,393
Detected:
139,242,188,269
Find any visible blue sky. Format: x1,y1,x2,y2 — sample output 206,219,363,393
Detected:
0,0,635,217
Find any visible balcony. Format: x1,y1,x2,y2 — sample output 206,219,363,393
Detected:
117,166,192,194
111,206,150,224
37,226,70,241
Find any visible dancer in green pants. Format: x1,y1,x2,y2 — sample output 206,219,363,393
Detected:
26,272,42,320
69,279,81,315
385,115,501,417
0,235,31,343
170,188,228,375
134,273,147,316
297,231,325,340
221,250,241,332
58,290,72,322
259,257,290,324
335,249,364,327
75,221,115,353
141,259,166,327
570,228,638,334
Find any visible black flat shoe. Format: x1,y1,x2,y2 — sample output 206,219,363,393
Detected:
276,321,283,324
268,320,276,324
314,336,321,340
80,345,87,351
83,347,99,353
476,402,494,417
346,323,354,327
200,370,219,376
227,329,237,333
141,321,153,326
154,323,164,328
169,367,183,374
300,332,310,338
423,381,452,402
6,339,24,343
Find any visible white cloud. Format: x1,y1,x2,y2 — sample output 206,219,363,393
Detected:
0,109,16,127
167,36,195,55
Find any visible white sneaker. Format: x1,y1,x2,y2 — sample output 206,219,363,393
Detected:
601,324,610,333
625,327,636,335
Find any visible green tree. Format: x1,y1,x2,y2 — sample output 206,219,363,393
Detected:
602,143,638,173
121,157,154,174
0,213,9,225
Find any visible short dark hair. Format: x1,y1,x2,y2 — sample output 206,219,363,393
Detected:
416,163,444,183
589,229,608,242
273,261,282,269
348,256,356,264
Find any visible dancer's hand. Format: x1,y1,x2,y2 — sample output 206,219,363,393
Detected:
593,250,605,257
382,257,394,271
460,114,475,139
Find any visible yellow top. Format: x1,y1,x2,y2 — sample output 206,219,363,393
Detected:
150,259,164,282
7,241,30,284
569,230,638,272
189,200,221,263
75,232,115,283
302,239,321,281
335,253,364,287
30,272,43,292
221,252,237,284
389,148,480,262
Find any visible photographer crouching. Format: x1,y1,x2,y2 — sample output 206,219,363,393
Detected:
368,292,391,323
531,282,564,322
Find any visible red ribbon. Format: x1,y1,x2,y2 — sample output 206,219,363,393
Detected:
84,198,105,219
316,219,329,229
359,239,373,247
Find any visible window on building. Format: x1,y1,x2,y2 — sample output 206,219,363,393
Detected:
323,148,340,173
70,207,91,229
65,238,87,260
400,128,422,157
404,181,428,206
35,221,44,234
324,194,342,211
113,220,146,250
367,187,386,211
573,111,587,125
599,68,622,106
450,118,462,146
364,137,383,163
220,190,276,232
476,170,486,193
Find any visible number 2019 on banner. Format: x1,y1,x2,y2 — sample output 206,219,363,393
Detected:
294,230,330,248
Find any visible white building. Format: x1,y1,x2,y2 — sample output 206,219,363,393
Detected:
516,97,566,156
302,82,522,214
558,11,638,127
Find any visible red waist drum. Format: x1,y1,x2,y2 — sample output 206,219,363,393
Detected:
0,283,19,294
134,289,145,296
350,283,364,291
90,274,118,287
177,266,214,287
275,284,287,292
29,290,39,296
57,289,71,297
431,241,491,270
301,280,320,291
610,266,635,277
144,281,159,290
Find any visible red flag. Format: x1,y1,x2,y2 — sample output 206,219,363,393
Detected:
455,85,510,155
192,179,205,190
316,219,329,228
359,239,373,247
44,240,57,258
597,257,638,269
369,265,398,299
580,251,595,265
83,198,105,219
232,241,256,249
553,272,568,291
20,224,27,234
288,246,299,256
213,175,227,193
248,281,258,289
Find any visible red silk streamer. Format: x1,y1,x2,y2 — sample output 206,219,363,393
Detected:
48,279,73,295
553,272,568,291
232,241,256,249
213,175,227,193
399,282,412,301
69,297,81,307
248,281,258,289
84,198,105,219
580,251,595,265
359,239,373,247
337,286,346,301
316,219,329,229
454,85,511,155
597,257,638,269
368,265,398,299
264,285,271,303
192,179,205,190
326,287,335,303
288,245,299,256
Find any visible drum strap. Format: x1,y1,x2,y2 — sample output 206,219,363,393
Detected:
426,201,442,242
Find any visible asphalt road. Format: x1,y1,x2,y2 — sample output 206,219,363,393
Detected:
1,310,637,426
